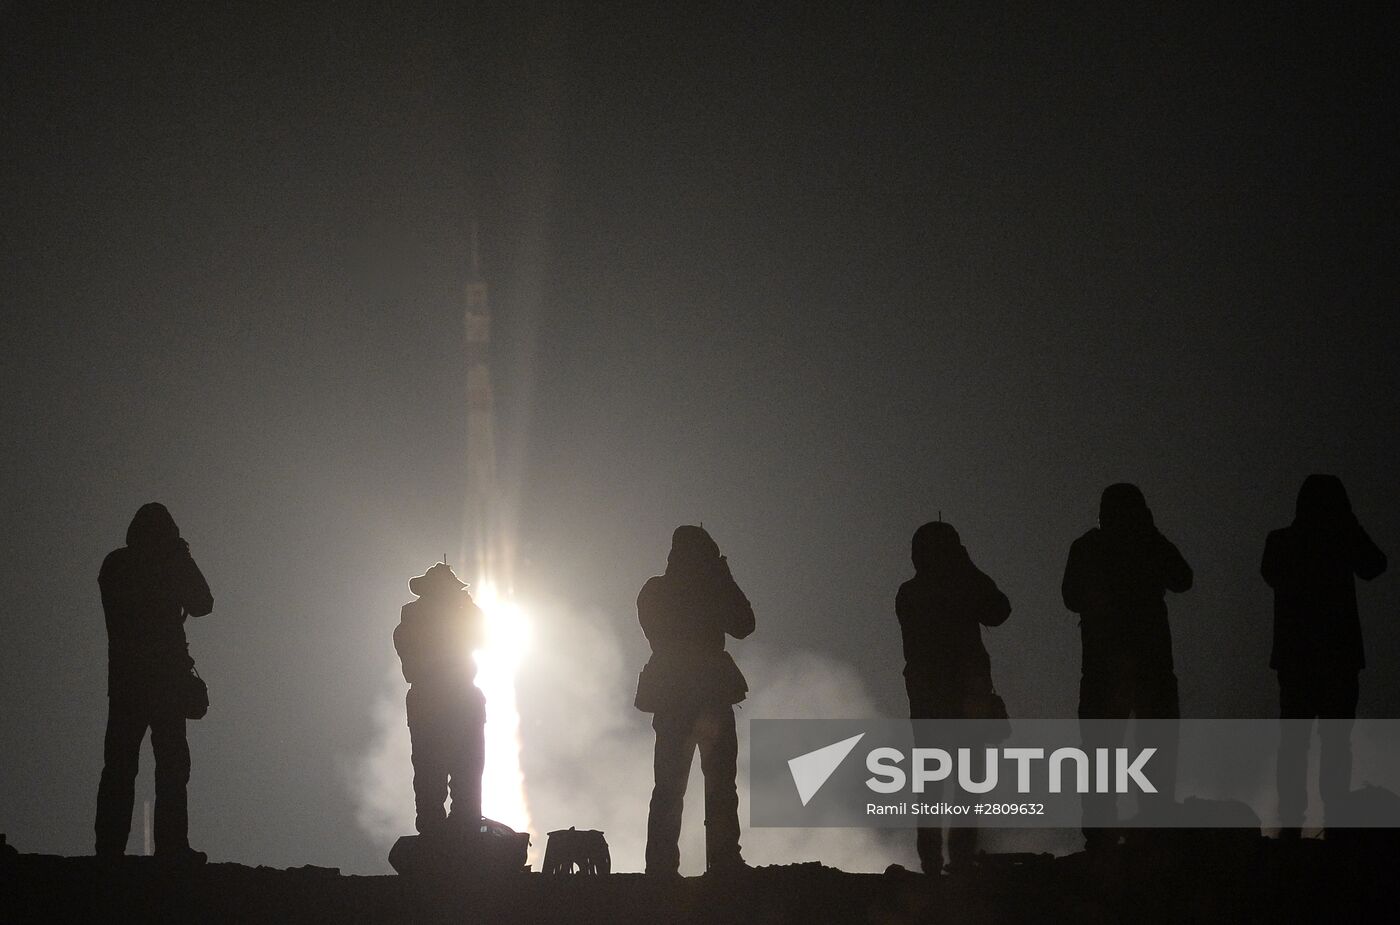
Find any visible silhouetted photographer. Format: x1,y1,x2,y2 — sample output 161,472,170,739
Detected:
636,525,754,876
94,503,213,865
1262,474,1387,838
1062,484,1192,851
394,562,486,838
896,520,1012,874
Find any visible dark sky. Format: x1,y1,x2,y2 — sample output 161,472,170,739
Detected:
3,2,1398,873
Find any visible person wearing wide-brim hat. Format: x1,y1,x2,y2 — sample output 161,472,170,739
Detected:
394,562,486,837
408,561,470,597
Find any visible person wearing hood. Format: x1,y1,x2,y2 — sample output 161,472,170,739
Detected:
635,525,754,876
95,502,213,864
1061,483,1192,850
896,520,1011,874
394,562,486,838
1262,475,1386,838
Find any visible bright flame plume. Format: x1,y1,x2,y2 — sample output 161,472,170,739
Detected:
472,579,533,835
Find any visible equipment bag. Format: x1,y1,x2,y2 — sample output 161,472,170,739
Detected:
182,666,209,720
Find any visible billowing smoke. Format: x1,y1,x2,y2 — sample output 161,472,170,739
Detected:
349,592,1073,872
736,647,915,872
350,663,416,846
516,594,922,873
350,655,539,849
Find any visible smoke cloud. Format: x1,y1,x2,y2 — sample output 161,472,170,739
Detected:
350,663,417,847
349,592,1074,873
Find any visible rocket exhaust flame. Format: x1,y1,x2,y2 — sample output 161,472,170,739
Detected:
472,579,533,838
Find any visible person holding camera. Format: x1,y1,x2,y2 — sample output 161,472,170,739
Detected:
1061,483,1193,851
635,525,754,877
394,561,487,839
896,519,1012,874
1263,474,1387,838
95,502,213,864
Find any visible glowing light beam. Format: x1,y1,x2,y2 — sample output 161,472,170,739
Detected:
471,579,532,836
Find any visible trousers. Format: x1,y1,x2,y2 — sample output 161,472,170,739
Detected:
95,689,190,856
645,706,741,873
1277,669,1358,828
1078,669,1180,848
407,684,486,835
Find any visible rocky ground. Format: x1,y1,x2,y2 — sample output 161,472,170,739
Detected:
3,835,1396,923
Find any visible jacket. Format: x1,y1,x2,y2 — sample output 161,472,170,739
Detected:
1061,486,1192,678
635,556,754,714
1262,475,1387,672
99,504,212,697
394,590,485,692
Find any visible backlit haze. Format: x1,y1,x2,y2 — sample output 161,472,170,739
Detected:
3,3,1398,873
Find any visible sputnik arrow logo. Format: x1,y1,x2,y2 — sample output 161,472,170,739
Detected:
788,733,865,806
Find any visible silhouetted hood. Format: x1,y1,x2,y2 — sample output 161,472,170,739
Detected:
666,525,720,576
911,521,966,573
1098,483,1154,535
409,562,468,598
125,502,180,549
1294,473,1353,529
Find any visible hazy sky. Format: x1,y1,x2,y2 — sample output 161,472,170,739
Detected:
3,3,1397,873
